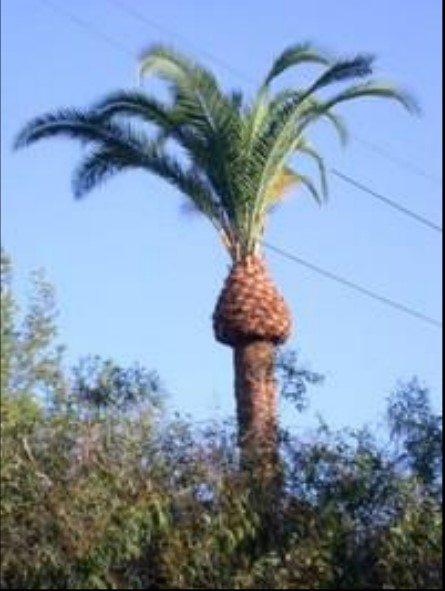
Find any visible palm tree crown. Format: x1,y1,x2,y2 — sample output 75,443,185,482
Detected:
14,43,418,261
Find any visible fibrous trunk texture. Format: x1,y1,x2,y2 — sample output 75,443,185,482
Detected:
213,255,292,465
234,340,278,464
213,255,291,347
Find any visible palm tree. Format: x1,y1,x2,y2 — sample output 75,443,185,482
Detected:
14,43,417,467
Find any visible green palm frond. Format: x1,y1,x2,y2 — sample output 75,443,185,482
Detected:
267,90,350,145
138,46,249,230
321,81,421,114
73,139,227,234
138,44,219,89
250,62,414,221
91,90,209,161
263,42,332,86
138,44,229,134
307,54,376,93
293,172,324,205
228,90,244,112
91,90,179,127
296,140,329,200
257,141,327,219
72,146,143,198
13,109,125,149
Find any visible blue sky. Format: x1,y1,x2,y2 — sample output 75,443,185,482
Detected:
1,0,443,430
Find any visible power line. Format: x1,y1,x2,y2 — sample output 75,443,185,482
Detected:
331,169,443,234
35,0,134,57
109,0,257,84
351,134,442,186
263,241,442,330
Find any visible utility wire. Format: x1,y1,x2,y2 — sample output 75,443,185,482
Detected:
36,0,134,56
109,0,256,83
351,134,442,186
331,169,443,233
263,242,442,330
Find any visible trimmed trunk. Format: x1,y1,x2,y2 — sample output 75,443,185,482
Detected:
234,340,278,466
213,255,292,466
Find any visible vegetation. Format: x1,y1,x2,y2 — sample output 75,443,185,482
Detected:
1,251,441,589
13,43,418,462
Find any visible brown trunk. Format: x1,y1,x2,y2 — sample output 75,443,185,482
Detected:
234,340,283,544
234,340,279,468
212,255,291,471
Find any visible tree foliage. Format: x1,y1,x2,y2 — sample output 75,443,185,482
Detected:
1,251,442,589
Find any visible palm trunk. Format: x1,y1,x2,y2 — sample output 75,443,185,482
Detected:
234,340,279,467
213,255,291,470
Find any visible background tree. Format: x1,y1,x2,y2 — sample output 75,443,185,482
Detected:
1,249,65,407
388,377,442,492
1,250,441,590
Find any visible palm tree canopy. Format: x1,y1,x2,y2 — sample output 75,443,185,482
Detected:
14,43,419,261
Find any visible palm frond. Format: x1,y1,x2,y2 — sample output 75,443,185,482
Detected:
74,141,223,225
321,82,421,114
243,87,271,154
138,44,226,133
260,142,327,213
14,109,107,149
296,141,329,200
264,42,332,86
13,109,151,151
90,89,213,161
138,46,248,219
291,171,324,205
72,146,141,198
307,55,376,93
228,90,244,112
91,90,178,128
267,90,350,145
138,44,218,88
264,166,300,203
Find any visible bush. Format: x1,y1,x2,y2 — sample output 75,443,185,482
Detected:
1,251,442,589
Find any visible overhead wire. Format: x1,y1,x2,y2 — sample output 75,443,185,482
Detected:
263,242,442,330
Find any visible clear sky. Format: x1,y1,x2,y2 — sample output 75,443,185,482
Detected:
1,0,443,430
